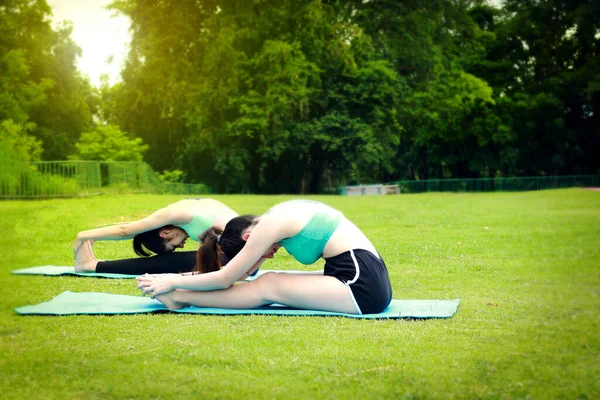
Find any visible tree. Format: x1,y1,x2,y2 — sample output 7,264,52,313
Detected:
104,0,598,192
340,0,513,179
0,119,43,163
69,124,149,162
0,0,95,160
470,0,600,176
110,0,405,192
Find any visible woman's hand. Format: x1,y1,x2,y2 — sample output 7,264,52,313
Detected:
136,274,176,298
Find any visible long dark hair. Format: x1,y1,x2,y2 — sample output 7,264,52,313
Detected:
194,215,256,273
132,225,177,257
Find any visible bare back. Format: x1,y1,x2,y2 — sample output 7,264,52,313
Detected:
261,200,378,259
167,199,238,231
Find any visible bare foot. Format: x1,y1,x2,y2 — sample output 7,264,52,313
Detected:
74,241,98,272
155,291,186,311
88,240,99,263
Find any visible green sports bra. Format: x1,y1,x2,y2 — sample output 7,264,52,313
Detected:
276,201,342,265
177,212,215,242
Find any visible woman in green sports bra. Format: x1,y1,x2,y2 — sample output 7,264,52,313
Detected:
137,200,393,315
73,198,240,275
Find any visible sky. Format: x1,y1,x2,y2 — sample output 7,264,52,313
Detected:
47,0,130,87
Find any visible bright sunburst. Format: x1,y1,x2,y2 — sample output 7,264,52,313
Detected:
47,0,130,87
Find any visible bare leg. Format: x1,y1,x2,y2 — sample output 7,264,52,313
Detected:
74,241,99,272
156,272,359,314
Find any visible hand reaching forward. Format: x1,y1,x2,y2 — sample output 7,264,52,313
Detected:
136,274,176,298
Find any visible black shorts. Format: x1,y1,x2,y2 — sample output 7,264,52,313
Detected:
324,249,392,314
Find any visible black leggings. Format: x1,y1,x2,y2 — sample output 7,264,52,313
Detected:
96,251,197,275
95,251,259,276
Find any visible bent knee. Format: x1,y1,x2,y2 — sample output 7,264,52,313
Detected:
252,271,279,288
251,272,284,303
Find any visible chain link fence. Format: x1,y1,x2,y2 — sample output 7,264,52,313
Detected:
0,155,208,199
2,148,597,198
342,175,599,195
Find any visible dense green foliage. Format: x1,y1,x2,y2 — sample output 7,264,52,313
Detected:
0,0,96,160
0,0,145,166
69,124,148,162
469,0,600,178
1,0,598,192
0,119,42,163
105,0,599,192
2,190,599,398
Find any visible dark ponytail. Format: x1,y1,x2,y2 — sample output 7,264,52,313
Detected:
194,215,256,273
132,225,176,256
195,227,223,274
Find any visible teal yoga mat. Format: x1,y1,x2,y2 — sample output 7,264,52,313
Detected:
11,266,270,280
14,291,460,319
12,266,138,279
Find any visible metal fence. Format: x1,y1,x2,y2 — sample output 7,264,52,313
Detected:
2,151,597,199
342,175,599,195
0,157,208,199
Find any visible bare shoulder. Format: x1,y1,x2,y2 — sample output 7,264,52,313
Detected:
171,198,238,225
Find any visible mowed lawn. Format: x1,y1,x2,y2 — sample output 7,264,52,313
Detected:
1,189,599,399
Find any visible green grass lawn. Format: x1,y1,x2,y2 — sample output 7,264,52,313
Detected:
1,189,599,399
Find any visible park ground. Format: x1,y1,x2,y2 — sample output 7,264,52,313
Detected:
1,189,599,399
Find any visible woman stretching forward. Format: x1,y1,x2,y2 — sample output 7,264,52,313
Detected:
138,200,392,314
73,198,238,275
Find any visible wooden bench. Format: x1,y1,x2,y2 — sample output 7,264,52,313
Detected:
344,184,400,196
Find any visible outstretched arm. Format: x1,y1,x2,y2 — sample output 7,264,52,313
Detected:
179,258,267,281
138,217,281,296
73,206,189,253
236,257,269,281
